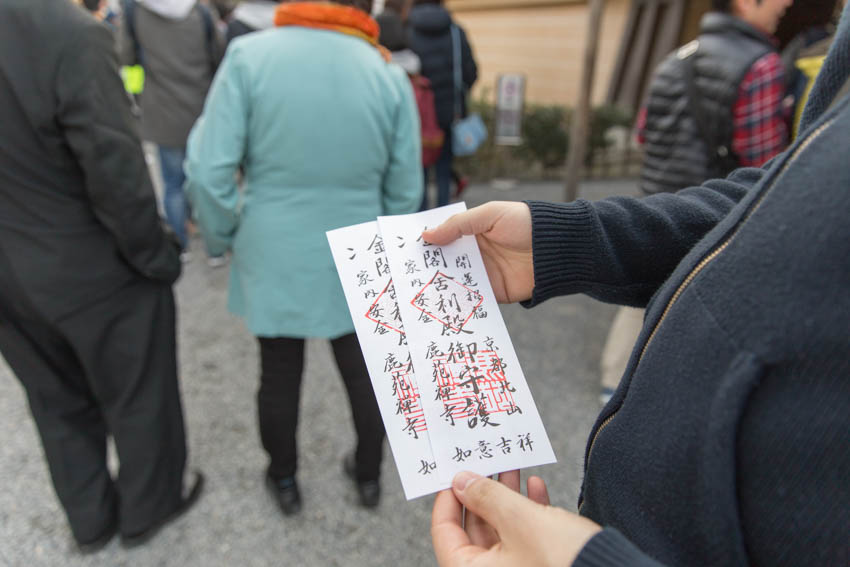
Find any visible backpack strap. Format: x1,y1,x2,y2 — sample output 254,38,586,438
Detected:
679,41,736,174
122,0,145,67
450,24,462,121
197,3,219,75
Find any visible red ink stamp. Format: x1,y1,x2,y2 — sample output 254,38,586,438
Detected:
392,368,428,434
365,279,405,335
411,271,483,333
431,350,518,422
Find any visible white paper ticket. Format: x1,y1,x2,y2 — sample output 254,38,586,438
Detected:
328,203,555,497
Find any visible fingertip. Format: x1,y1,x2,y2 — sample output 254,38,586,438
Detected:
527,475,550,506
498,470,521,493
422,221,461,246
421,227,444,245
452,470,483,494
425,209,484,245
453,471,532,538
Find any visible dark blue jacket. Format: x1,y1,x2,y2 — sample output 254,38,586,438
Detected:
407,4,478,130
525,5,850,565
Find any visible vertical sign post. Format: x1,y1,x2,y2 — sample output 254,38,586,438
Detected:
494,74,526,146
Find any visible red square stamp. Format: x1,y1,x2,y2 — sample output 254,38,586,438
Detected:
430,349,518,425
365,279,404,335
411,271,483,333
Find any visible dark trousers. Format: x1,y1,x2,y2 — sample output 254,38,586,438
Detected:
0,270,187,543
421,134,454,210
257,333,385,482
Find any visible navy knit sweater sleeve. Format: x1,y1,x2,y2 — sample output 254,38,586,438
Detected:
574,529,665,567
522,165,767,308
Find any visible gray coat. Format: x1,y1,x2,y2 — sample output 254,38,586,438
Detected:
120,1,224,147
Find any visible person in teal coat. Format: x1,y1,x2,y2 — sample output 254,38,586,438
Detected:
185,0,423,515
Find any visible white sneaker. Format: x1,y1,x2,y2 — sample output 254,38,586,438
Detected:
206,255,227,268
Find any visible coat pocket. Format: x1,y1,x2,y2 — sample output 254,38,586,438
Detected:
695,350,765,566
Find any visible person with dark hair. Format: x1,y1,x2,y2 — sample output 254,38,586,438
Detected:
82,0,103,12
76,0,118,24
0,0,202,553
185,0,422,515
377,0,421,73
225,0,280,44
407,0,477,209
427,3,850,563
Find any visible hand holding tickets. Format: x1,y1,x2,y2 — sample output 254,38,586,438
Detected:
431,470,601,567
422,201,535,304
327,203,555,500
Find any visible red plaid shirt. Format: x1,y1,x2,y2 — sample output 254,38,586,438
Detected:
636,51,789,167
731,51,788,167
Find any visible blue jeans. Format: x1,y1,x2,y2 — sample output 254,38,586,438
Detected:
421,135,453,210
158,146,188,248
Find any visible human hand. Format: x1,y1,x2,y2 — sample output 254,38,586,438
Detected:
431,471,601,567
422,202,534,303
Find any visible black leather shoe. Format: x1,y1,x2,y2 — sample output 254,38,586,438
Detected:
121,470,205,549
265,472,302,516
75,521,117,555
343,453,380,509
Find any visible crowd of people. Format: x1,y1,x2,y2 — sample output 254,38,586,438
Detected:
0,0,847,564
0,0,476,553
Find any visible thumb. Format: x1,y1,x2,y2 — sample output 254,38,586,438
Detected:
422,212,472,246
452,471,535,541
422,204,500,246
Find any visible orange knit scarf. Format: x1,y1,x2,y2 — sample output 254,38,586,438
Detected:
274,2,390,61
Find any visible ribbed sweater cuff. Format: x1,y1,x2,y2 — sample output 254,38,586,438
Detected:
573,528,665,567
522,199,599,308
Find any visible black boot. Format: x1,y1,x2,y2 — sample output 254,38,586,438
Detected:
265,472,302,516
343,453,380,509
121,470,205,549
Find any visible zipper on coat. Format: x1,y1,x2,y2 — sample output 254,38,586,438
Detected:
577,116,835,513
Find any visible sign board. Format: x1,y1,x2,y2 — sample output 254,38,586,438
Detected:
494,74,525,146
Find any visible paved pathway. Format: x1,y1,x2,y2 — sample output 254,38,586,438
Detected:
0,178,638,567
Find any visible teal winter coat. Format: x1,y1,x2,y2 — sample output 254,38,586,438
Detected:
185,26,423,337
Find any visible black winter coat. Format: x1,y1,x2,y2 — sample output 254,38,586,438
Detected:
0,0,180,322
639,13,775,195
407,4,478,131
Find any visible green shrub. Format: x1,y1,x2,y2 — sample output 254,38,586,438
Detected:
518,105,571,168
453,96,634,181
587,105,634,166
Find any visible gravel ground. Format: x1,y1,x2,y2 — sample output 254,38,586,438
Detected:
0,177,638,567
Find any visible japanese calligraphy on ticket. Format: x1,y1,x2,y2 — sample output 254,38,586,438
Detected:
328,203,555,497
328,222,449,499
377,203,555,483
